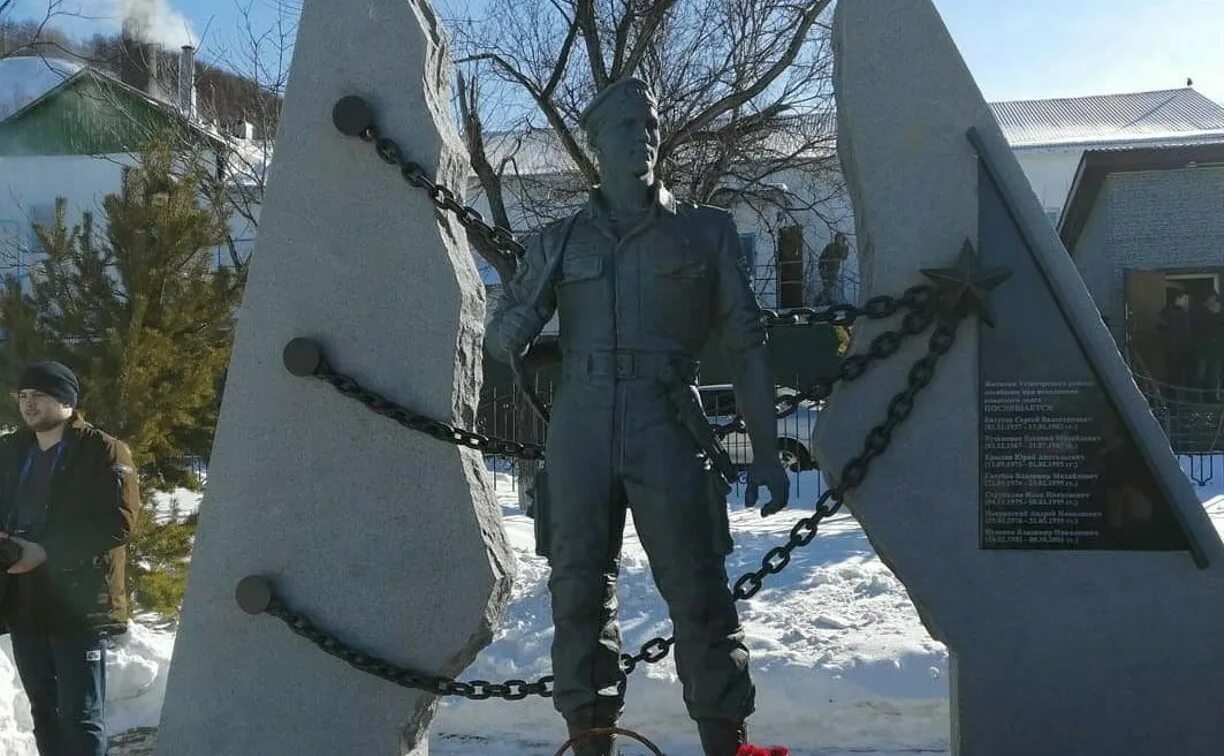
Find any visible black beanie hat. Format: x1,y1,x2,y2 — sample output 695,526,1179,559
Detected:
18,361,80,408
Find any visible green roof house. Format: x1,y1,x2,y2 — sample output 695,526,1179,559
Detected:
0,41,256,279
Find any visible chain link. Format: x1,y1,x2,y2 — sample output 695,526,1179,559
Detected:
759,286,933,330
728,314,962,604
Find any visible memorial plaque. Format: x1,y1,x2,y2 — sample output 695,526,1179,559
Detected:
977,158,1190,551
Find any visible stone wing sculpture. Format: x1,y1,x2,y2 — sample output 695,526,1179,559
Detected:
156,1,513,754
816,2,1224,754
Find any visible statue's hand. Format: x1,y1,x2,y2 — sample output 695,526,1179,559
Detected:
487,305,542,363
744,459,789,517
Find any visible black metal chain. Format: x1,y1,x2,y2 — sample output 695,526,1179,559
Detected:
714,286,937,440
280,337,546,461
727,314,961,604
332,95,526,273
367,129,527,270
761,287,928,330
319,368,547,461
233,582,555,701
621,312,961,676
279,289,935,464
257,302,965,700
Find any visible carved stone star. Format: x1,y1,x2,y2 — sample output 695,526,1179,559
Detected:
920,240,1012,327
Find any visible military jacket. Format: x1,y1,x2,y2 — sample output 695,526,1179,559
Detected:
490,184,766,374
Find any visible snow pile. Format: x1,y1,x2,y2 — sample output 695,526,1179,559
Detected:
430,471,950,755
150,488,203,524
0,620,176,756
0,57,82,121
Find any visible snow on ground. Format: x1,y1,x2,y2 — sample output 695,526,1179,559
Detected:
0,467,1221,755
431,471,950,755
150,488,203,524
431,463,1224,755
0,620,176,756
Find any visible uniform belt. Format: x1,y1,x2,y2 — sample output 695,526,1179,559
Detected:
564,351,699,383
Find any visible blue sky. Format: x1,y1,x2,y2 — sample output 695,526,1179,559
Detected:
15,0,1224,105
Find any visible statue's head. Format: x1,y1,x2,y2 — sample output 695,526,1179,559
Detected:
581,78,660,181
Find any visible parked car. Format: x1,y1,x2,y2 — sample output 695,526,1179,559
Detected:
697,384,820,471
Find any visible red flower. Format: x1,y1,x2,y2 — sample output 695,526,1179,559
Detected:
736,745,789,756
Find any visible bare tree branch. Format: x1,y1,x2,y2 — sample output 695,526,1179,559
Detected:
617,0,679,79
576,0,610,88
542,7,581,97
659,0,831,161
457,52,598,184
457,67,518,282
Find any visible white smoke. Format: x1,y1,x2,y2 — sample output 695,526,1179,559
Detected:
122,0,196,48
78,0,197,49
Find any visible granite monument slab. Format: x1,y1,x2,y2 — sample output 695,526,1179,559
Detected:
815,1,1224,753
155,1,513,754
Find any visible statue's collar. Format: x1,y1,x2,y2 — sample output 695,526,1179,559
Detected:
586,182,677,225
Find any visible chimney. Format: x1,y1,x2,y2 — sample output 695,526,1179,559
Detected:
179,44,196,119
119,22,164,100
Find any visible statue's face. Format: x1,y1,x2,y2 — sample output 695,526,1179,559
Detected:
591,103,660,179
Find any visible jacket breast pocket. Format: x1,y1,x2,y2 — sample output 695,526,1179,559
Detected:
642,244,713,336
561,253,604,285
557,252,605,318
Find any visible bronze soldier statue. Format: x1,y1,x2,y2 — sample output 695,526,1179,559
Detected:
486,78,789,756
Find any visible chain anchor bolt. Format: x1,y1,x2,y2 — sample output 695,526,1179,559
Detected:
333,95,374,137
236,575,276,615
283,337,323,377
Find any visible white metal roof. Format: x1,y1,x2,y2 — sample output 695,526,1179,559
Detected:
0,56,83,121
990,88,1224,149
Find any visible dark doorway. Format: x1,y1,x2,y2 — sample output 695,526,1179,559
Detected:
777,225,804,308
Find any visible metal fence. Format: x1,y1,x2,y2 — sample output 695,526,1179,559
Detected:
747,260,860,311
477,379,829,506
1134,372,1224,454
1180,451,1224,489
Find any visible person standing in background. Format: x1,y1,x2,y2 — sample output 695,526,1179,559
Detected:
1158,290,1193,393
818,233,849,304
0,362,141,756
1191,291,1224,401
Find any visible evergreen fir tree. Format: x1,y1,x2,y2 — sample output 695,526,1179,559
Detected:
0,136,244,616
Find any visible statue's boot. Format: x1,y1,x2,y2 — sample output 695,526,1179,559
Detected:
697,719,747,756
564,720,618,756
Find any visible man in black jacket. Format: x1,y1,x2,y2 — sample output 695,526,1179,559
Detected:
0,362,140,756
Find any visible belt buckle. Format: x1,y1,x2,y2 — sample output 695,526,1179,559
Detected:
615,352,636,379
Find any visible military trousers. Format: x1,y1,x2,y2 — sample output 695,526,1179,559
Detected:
540,373,755,727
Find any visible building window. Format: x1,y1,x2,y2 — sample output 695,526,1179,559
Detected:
777,225,805,308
